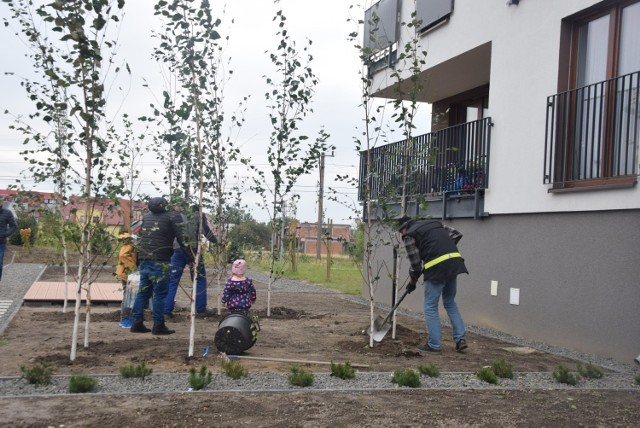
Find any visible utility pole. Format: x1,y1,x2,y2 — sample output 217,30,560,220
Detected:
316,153,325,261
316,150,334,261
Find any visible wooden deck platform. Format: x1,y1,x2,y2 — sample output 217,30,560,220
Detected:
23,282,123,303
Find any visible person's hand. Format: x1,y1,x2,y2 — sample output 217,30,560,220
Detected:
406,279,417,294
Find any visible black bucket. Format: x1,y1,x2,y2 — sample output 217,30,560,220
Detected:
214,313,259,354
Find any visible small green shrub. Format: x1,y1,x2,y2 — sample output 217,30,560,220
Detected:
417,363,440,378
576,363,604,379
20,363,54,386
288,366,314,387
68,375,97,393
189,366,213,390
221,359,248,380
391,368,421,388
9,213,37,246
634,374,640,385
553,365,579,386
477,367,498,384
491,360,514,379
330,361,356,380
119,362,153,380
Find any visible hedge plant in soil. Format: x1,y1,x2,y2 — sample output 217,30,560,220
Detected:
119,362,153,380
288,366,314,387
68,375,98,393
391,369,421,388
221,359,248,380
330,361,356,380
490,359,514,379
189,366,213,391
476,367,498,385
20,363,54,386
553,365,579,386
576,363,604,379
417,363,440,378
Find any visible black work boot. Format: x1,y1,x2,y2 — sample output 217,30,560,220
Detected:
152,322,175,335
130,320,151,333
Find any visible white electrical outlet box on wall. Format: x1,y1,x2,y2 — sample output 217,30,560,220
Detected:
509,288,520,305
490,280,498,296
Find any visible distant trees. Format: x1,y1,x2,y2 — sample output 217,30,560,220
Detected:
227,220,271,250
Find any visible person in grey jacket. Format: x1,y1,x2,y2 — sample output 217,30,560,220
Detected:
0,204,18,282
130,197,192,335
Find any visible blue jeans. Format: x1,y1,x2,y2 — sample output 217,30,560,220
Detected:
0,243,5,281
164,248,207,314
424,276,465,350
132,260,171,325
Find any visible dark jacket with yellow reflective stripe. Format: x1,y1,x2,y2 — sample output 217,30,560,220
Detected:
403,219,468,281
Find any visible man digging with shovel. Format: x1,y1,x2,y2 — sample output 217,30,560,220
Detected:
398,216,469,355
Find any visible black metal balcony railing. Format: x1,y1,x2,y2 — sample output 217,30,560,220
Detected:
358,118,492,201
544,71,639,186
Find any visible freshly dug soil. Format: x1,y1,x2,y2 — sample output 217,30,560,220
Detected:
1,248,639,426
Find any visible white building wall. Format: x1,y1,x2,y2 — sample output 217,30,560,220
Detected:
371,0,640,215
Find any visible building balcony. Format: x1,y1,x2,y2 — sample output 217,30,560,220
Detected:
358,117,492,220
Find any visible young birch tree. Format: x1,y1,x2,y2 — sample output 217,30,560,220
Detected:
247,3,331,317
387,6,428,338
345,2,428,345
152,0,248,356
3,0,128,360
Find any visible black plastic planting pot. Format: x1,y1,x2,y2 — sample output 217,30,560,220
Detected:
214,313,257,354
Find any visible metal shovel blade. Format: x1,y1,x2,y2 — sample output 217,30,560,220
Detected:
366,288,411,343
367,315,392,342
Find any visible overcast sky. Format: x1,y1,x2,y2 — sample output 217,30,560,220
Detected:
0,1,427,224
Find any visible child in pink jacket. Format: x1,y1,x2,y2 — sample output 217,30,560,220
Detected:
221,259,256,315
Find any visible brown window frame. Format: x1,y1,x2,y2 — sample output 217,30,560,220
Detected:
553,0,639,191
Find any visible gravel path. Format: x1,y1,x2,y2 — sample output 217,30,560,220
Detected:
0,262,46,334
1,265,638,397
1,371,638,398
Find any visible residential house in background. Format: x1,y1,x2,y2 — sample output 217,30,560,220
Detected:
360,0,639,363
0,189,146,235
293,222,352,256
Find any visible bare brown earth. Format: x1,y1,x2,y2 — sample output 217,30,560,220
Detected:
1,246,639,427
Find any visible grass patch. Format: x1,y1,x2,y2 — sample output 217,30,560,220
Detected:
391,368,421,388
417,363,440,378
288,366,314,387
635,374,640,385
20,363,54,386
491,359,514,379
119,362,153,379
189,366,213,390
68,375,97,393
330,361,356,380
576,363,604,379
553,365,579,386
221,359,248,380
251,255,362,295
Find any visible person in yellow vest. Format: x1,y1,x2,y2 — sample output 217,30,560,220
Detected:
116,232,137,328
398,216,469,354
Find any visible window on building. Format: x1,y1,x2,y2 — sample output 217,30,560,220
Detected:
416,0,454,33
553,0,639,188
363,0,400,74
